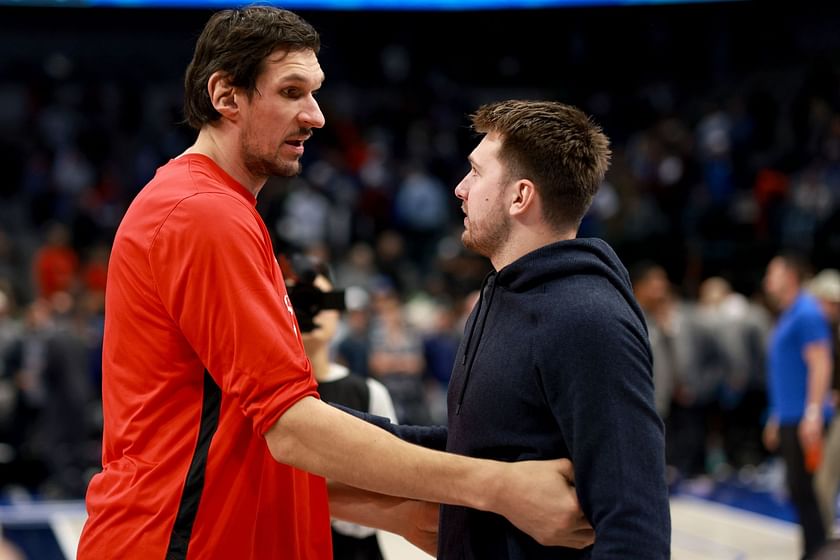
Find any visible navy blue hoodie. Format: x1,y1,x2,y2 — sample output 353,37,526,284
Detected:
331,238,670,558
440,238,670,559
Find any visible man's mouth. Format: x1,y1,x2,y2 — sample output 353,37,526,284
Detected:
284,136,309,155
285,132,312,148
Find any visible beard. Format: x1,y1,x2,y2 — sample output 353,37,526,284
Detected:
461,203,511,259
244,151,301,178
240,129,303,178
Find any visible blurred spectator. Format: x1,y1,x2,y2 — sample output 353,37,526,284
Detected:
39,292,97,498
421,299,461,425
2,299,54,492
0,286,22,471
0,287,21,374
78,288,106,390
368,285,431,425
373,230,418,296
334,242,378,293
81,241,109,296
631,260,675,419
762,253,832,558
335,306,372,379
1,293,99,498
632,260,729,479
0,232,28,307
807,268,840,537
393,162,451,272
697,276,772,470
275,177,332,251
32,222,79,299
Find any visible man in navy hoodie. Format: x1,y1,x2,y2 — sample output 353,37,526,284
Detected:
433,99,672,558
340,100,671,558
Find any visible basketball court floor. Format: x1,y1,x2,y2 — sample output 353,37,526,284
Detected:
3,460,834,560
379,494,803,559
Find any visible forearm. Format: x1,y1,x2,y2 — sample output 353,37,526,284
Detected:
271,398,589,548
804,343,833,412
328,481,421,534
329,480,440,556
268,396,497,510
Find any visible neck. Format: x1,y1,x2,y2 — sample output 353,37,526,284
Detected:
308,347,331,381
182,127,266,197
490,224,576,270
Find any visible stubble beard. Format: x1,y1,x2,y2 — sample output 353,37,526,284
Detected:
241,130,302,178
461,206,511,260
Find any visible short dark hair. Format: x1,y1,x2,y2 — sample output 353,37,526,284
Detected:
292,253,336,286
629,259,666,288
469,100,611,231
775,250,813,284
183,5,320,130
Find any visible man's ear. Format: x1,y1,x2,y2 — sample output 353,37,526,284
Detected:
207,70,239,119
509,179,537,217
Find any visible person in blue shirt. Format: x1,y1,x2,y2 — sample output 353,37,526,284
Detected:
763,252,834,559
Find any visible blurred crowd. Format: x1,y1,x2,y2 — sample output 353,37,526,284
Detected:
0,5,840,502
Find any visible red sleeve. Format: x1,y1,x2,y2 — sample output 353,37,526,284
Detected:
148,192,318,435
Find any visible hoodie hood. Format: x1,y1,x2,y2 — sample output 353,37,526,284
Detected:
455,237,646,415
497,237,646,329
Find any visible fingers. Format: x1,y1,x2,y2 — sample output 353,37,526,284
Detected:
536,524,595,548
416,502,439,533
501,458,595,548
568,527,596,549
407,529,438,557
554,458,576,484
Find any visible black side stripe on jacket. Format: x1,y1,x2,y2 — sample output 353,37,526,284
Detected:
166,370,222,560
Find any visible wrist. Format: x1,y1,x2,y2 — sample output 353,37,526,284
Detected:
475,461,508,514
804,403,822,421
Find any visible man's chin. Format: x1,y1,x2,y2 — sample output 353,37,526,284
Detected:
269,161,302,178
461,233,484,256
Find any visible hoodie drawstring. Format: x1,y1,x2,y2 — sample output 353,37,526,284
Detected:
456,272,496,415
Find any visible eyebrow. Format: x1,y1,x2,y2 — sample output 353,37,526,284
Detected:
276,72,325,86
468,156,482,171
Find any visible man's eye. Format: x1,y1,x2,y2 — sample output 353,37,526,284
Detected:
282,88,301,98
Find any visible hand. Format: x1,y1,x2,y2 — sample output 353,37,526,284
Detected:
763,417,779,452
326,480,438,556
496,458,594,548
392,499,439,556
799,413,823,450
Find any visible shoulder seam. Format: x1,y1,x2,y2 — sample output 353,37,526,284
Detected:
146,189,260,295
